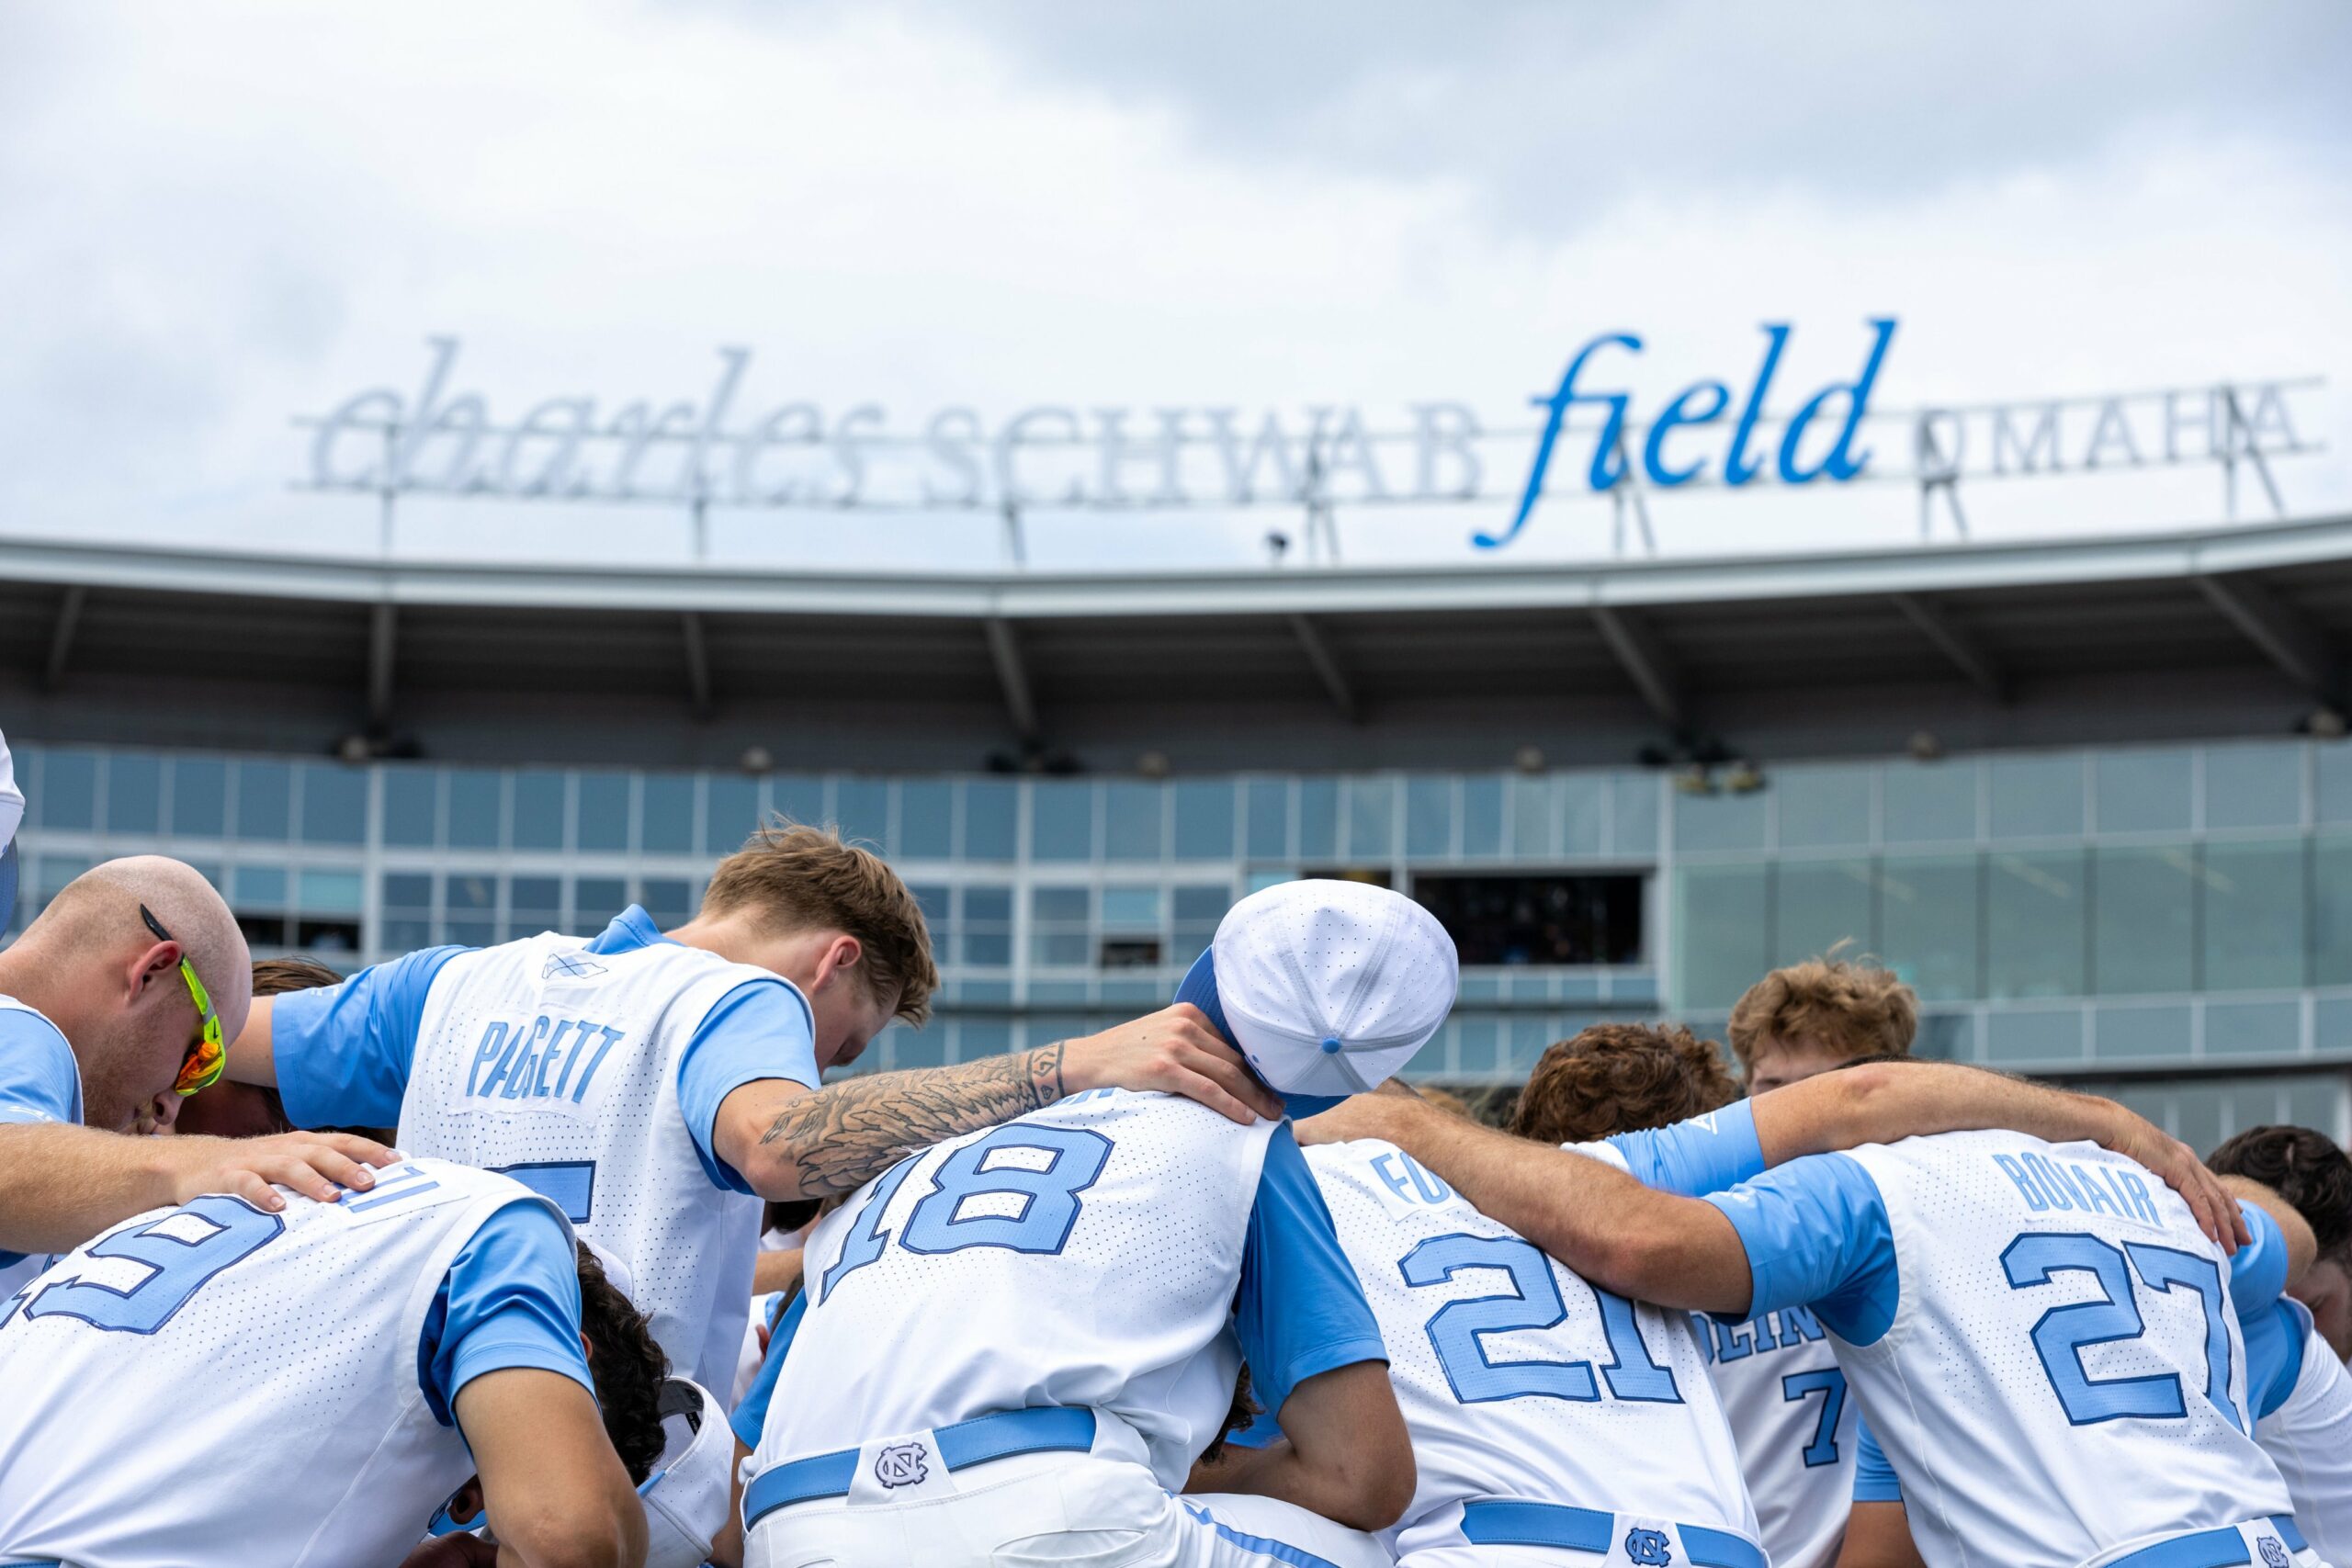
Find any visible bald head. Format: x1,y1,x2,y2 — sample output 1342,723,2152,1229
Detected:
0,856,253,1133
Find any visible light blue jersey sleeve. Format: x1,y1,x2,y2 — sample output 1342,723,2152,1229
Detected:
675,979,820,1194
1233,1122,1389,1419
1700,1151,1901,1346
2242,1295,2311,1423
272,945,469,1129
417,1199,593,1426
0,1008,81,1270
2228,1201,2290,1319
1852,1418,1904,1503
731,1289,805,1450
1603,1100,1765,1197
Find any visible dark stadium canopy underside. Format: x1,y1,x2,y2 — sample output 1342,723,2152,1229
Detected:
5,514,2351,773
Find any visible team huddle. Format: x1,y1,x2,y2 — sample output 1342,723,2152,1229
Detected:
0,828,2348,1568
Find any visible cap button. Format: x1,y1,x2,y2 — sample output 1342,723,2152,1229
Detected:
1319,1035,1343,1054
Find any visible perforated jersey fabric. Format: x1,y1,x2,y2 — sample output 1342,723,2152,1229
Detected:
752,1088,1277,1490
1307,1137,1757,1562
2256,1310,2352,1564
0,1159,558,1567
397,930,780,1393
1695,1304,1856,1568
1837,1131,2293,1568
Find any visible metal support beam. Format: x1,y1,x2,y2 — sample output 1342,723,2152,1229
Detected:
1589,605,1684,729
366,603,398,727
982,617,1039,742
41,585,85,693
1287,614,1359,723
680,611,713,721
2194,572,2340,702
1889,592,2007,703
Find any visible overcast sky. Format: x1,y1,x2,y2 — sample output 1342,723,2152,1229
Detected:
0,0,2346,571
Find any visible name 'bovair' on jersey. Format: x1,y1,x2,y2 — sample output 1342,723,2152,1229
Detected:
1709,1129,2302,1568
0,1159,590,1568
269,906,820,1393
1304,1135,1760,1568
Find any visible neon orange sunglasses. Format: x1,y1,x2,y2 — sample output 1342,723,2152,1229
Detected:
141,905,224,1096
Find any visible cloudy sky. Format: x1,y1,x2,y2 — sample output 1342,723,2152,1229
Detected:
0,1,2345,571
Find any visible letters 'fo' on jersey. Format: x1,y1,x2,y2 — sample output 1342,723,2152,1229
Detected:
1306,1137,1757,1563
755,1089,1278,1490
396,930,780,1393
1838,1130,2293,1568
0,1159,558,1568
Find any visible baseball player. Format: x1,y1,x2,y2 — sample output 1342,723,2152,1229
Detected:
732,880,1452,1568
0,1157,665,1567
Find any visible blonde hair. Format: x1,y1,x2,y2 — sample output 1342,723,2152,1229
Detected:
701,819,938,1026
1726,951,1917,1077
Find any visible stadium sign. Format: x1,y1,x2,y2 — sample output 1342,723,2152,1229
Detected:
297,329,2318,556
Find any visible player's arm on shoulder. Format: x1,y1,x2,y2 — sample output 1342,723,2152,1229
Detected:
455,1367,647,1568
1185,1360,1415,1532
2218,1175,2316,1292
0,1122,394,1250
713,1003,1279,1201
1749,1061,2245,1250
1838,1504,1926,1568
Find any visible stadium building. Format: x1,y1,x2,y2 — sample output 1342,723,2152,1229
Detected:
5,510,2350,1151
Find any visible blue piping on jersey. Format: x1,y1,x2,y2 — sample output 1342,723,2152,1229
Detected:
1178,1502,1345,1568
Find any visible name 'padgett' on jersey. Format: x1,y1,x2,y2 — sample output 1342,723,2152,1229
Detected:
465,1013,630,1103
1992,1148,2165,1228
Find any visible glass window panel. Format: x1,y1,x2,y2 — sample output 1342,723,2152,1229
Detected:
447,772,503,850
1883,763,1975,843
1462,777,1504,857
640,774,695,854
2205,1000,2299,1057
42,751,96,830
888,1029,947,1071
639,877,695,927
1878,855,1981,1003
1559,775,1605,857
2092,845,2196,996
1173,886,1231,921
1990,754,2085,840
1455,1017,1498,1077
1172,781,1235,862
903,882,949,928
835,779,889,851
1771,860,1874,969
1103,784,1164,862
2204,744,2301,831
235,761,291,840
381,769,436,847
35,853,90,896
2288,1077,2343,1141
1297,779,1339,860
511,771,565,851
1344,776,1396,861
899,781,953,859
965,886,1013,922
771,774,826,828
509,875,562,919
1914,1012,1971,1062
1032,931,1091,966
1986,849,2086,998
2203,840,2306,992
2090,1003,2192,1060
1775,766,1871,850
703,777,760,855
1031,782,1095,862
169,758,226,838
963,781,1018,861
1611,774,1658,857
958,1019,1014,1059
2095,749,2192,834
1031,886,1090,922
2313,838,2352,987
2318,744,2352,825
382,916,434,953
300,762,368,845
232,865,288,907
105,754,162,834
1406,777,1453,858
1510,776,1554,859
576,773,631,852
962,931,1012,967
298,869,365,915
1985,1009,2084,1066
1244,780,1289,861
1672,863,1770,1012
574,877,628,922
381,873,433,908
2172,1084,2227,1157
1672,787,1765,853
1101,887,1163,929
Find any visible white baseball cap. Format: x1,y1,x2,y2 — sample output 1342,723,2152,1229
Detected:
1175,879,1458,1102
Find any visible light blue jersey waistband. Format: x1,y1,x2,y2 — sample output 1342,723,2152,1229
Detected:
743,1406,1097,1529
2108,1517,2306,1568
1460,1501,1765,1568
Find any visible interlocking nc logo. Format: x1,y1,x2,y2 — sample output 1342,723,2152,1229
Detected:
874,1442,930,1489
1624,1528,1674,1567
541,952,607,980
2260,1538,2290,1568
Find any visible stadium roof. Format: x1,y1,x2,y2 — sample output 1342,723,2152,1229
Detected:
5,513,2348,773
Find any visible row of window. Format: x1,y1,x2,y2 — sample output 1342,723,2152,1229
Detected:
1674,837,2352,1010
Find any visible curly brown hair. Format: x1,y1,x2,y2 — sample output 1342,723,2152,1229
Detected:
2209,1124,2352,1258
576,1244,670,1484
1726,952,1917,1077
1508,1022,1739,1145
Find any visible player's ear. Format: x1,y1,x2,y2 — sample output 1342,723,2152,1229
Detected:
811,933,863,992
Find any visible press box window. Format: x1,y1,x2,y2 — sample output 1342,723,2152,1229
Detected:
1412,873,1644,966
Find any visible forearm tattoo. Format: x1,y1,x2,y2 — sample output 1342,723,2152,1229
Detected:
757,1042,1070,1198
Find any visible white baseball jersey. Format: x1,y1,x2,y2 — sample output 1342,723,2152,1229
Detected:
1716,1130,2292,1568
2253,1300,2352,1564
0,995,83,1303
1308,1137,1757,1562
396,929,782,1393
1696,1306,1855,1568
0,1159,564,1567
753,1089,1280,1488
